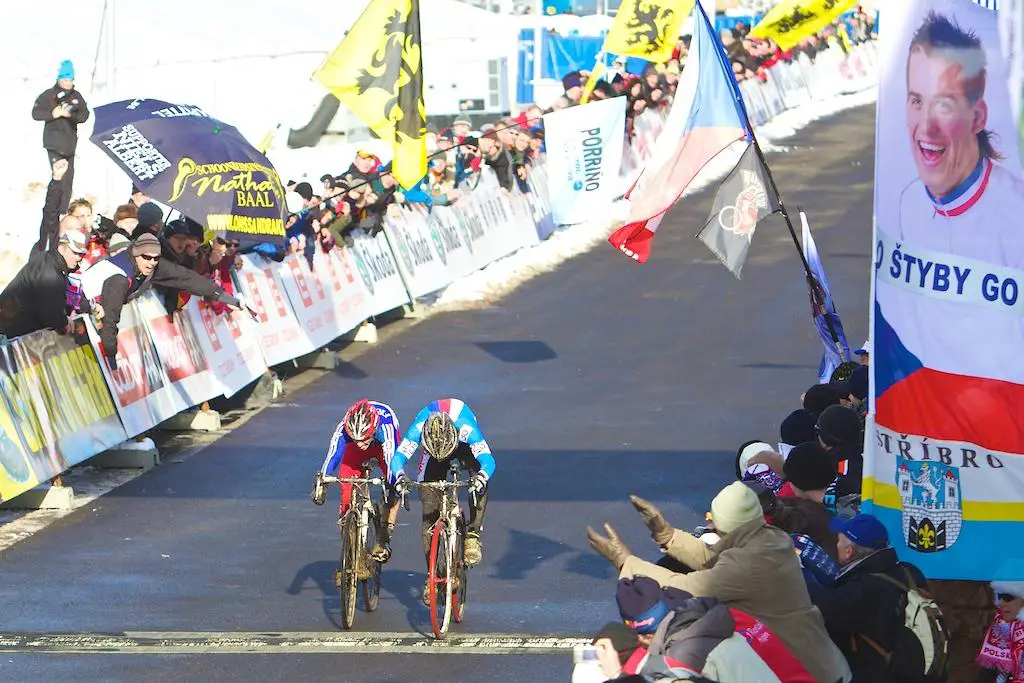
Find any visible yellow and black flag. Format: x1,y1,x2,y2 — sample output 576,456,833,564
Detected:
750,0,856,52
603,0,693,63
314,0,427,189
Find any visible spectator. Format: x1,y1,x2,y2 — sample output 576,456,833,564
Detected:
809,514,928,683
772,441,840,558
451,116,472,142
479,131,516,192
133,202,165,238
780,408,818,449
615,576,790,682
454,136,483,188
0,229,89,339
129,184,151,206
977,582,1024,682
587,488,852,683
576,622,640,682
197,237,238,315
802,383,842,417
85,233,240,368
815,405,863,497
854,339,870,365
561,71,584,106
31,60,89,212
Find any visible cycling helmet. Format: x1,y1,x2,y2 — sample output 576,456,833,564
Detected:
344,399,379,442
422,411,458,461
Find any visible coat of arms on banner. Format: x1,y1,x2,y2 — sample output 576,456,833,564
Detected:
351,248,376,295
428,220,448,265
718,169,768,239
394,230,416,275
896,458,963,553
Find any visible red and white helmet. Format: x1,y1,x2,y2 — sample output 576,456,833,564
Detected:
343,399,379,442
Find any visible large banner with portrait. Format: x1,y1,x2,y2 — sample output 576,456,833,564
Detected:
866,0,1024,580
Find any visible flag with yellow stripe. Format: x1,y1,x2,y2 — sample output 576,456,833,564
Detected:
603,0,694,63
314,0,427,189
749,0,857,52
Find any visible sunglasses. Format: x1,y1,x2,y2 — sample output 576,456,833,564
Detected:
138,254,160,262
998,593,1020,602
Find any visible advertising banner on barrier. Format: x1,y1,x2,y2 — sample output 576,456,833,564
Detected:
542,97,627,226
313,247,374,333
276,253,343,351
866,0,1024,580
136,294,219,406
0,330,127,503
234,254,312,366
346,231,411,316
184,299,268,398
386,208,452,299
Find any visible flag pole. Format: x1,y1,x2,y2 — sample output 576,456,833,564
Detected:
700,0,848,362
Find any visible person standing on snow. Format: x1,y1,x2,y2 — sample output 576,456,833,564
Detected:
32,60,89,212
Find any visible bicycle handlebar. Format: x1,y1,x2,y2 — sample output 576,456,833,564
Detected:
407,480,470,490
321,475,384,486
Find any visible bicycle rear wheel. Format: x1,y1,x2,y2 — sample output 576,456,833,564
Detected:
427,520,454,638
339,514,359,629
453,516,468,623
362,505,381,613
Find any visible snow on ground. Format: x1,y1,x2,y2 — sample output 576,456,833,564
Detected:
430,86,879,311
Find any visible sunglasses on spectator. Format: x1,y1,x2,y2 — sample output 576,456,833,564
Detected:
138,254,160,262
998,593,1021,602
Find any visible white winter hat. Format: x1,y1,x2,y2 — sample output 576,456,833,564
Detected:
992,581,1024,599
738,441,774,474
711,481,763,534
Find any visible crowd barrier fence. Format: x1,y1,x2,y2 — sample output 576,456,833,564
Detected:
0,41,878,504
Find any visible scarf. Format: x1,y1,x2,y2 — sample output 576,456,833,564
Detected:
977,613,1024,682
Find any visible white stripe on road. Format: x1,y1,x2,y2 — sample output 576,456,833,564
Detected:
0,631,589,655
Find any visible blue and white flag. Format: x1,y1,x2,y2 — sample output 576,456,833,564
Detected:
542,97,626,226
800,211,851,382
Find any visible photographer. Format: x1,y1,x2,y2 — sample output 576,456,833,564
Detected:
31,60,89,212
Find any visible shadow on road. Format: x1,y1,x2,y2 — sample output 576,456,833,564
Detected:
380,569,433,635
474,340,557,363
490,528,572,581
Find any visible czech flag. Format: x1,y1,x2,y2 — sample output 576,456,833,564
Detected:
608,0,752,263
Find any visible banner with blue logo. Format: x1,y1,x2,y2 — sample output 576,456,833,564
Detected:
864,0,1024,580
542,97,626,226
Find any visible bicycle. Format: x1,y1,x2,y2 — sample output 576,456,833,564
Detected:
406,459,477,639
319,464,385,630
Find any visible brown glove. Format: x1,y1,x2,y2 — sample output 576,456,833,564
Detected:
586,523,632,571
630,495,675,546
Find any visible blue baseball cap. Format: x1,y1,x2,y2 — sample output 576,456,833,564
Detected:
830,513,889,550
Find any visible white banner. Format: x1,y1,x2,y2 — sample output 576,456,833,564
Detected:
235,254,313,367
184,298,268,399
542,97,627,226
346,231,412,316
275,253,344,351
314,247,375,333
387,207,456,298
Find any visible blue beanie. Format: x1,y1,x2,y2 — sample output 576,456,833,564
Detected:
616,577,669,634
58,60,75,81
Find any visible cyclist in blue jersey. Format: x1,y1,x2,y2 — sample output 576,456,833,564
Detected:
390,398,493,601
312,399,401,563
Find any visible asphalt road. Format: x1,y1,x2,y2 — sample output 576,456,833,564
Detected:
0,105,875,683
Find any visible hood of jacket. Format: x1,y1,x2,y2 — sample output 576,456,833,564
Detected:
647,597,735,673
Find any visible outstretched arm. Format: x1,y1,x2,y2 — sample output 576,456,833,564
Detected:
319,421,347,477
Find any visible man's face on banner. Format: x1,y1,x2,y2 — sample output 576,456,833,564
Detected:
906,46,989,197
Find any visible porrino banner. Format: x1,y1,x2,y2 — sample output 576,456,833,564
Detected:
543,97,627,226
866,0,1024,580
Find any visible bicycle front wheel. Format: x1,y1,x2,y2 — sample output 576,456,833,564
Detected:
340,514,359,629
427,520,454,638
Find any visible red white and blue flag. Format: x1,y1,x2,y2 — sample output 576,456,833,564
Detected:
608,0,754,263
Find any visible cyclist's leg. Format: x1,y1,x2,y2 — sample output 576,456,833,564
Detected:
456,444,487,566
336,443,364,520
420,458,446,602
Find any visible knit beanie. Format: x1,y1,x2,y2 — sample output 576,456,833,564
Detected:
294,181,314,201
616,577,669,634
783,442,838,491
816,405,862,446
136,202,164,230
710,481,763,534
562,70,583,90
735,440,773,479
803,383,842,416
592,622,640,665
848,365,869,401
131,232,161,257
780,408,818,447
57,60,75,81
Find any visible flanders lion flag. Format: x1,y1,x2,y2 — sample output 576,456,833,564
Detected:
750,0,856,52
314,0,427,189
603,0,694,63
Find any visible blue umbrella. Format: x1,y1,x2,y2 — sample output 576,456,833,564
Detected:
90,99,286,248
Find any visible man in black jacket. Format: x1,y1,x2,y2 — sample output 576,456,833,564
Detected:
0,230,89,339
34,159,73,253
810,513,928,683
31,60,89,212
816,404,864,497
83,233,240,368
